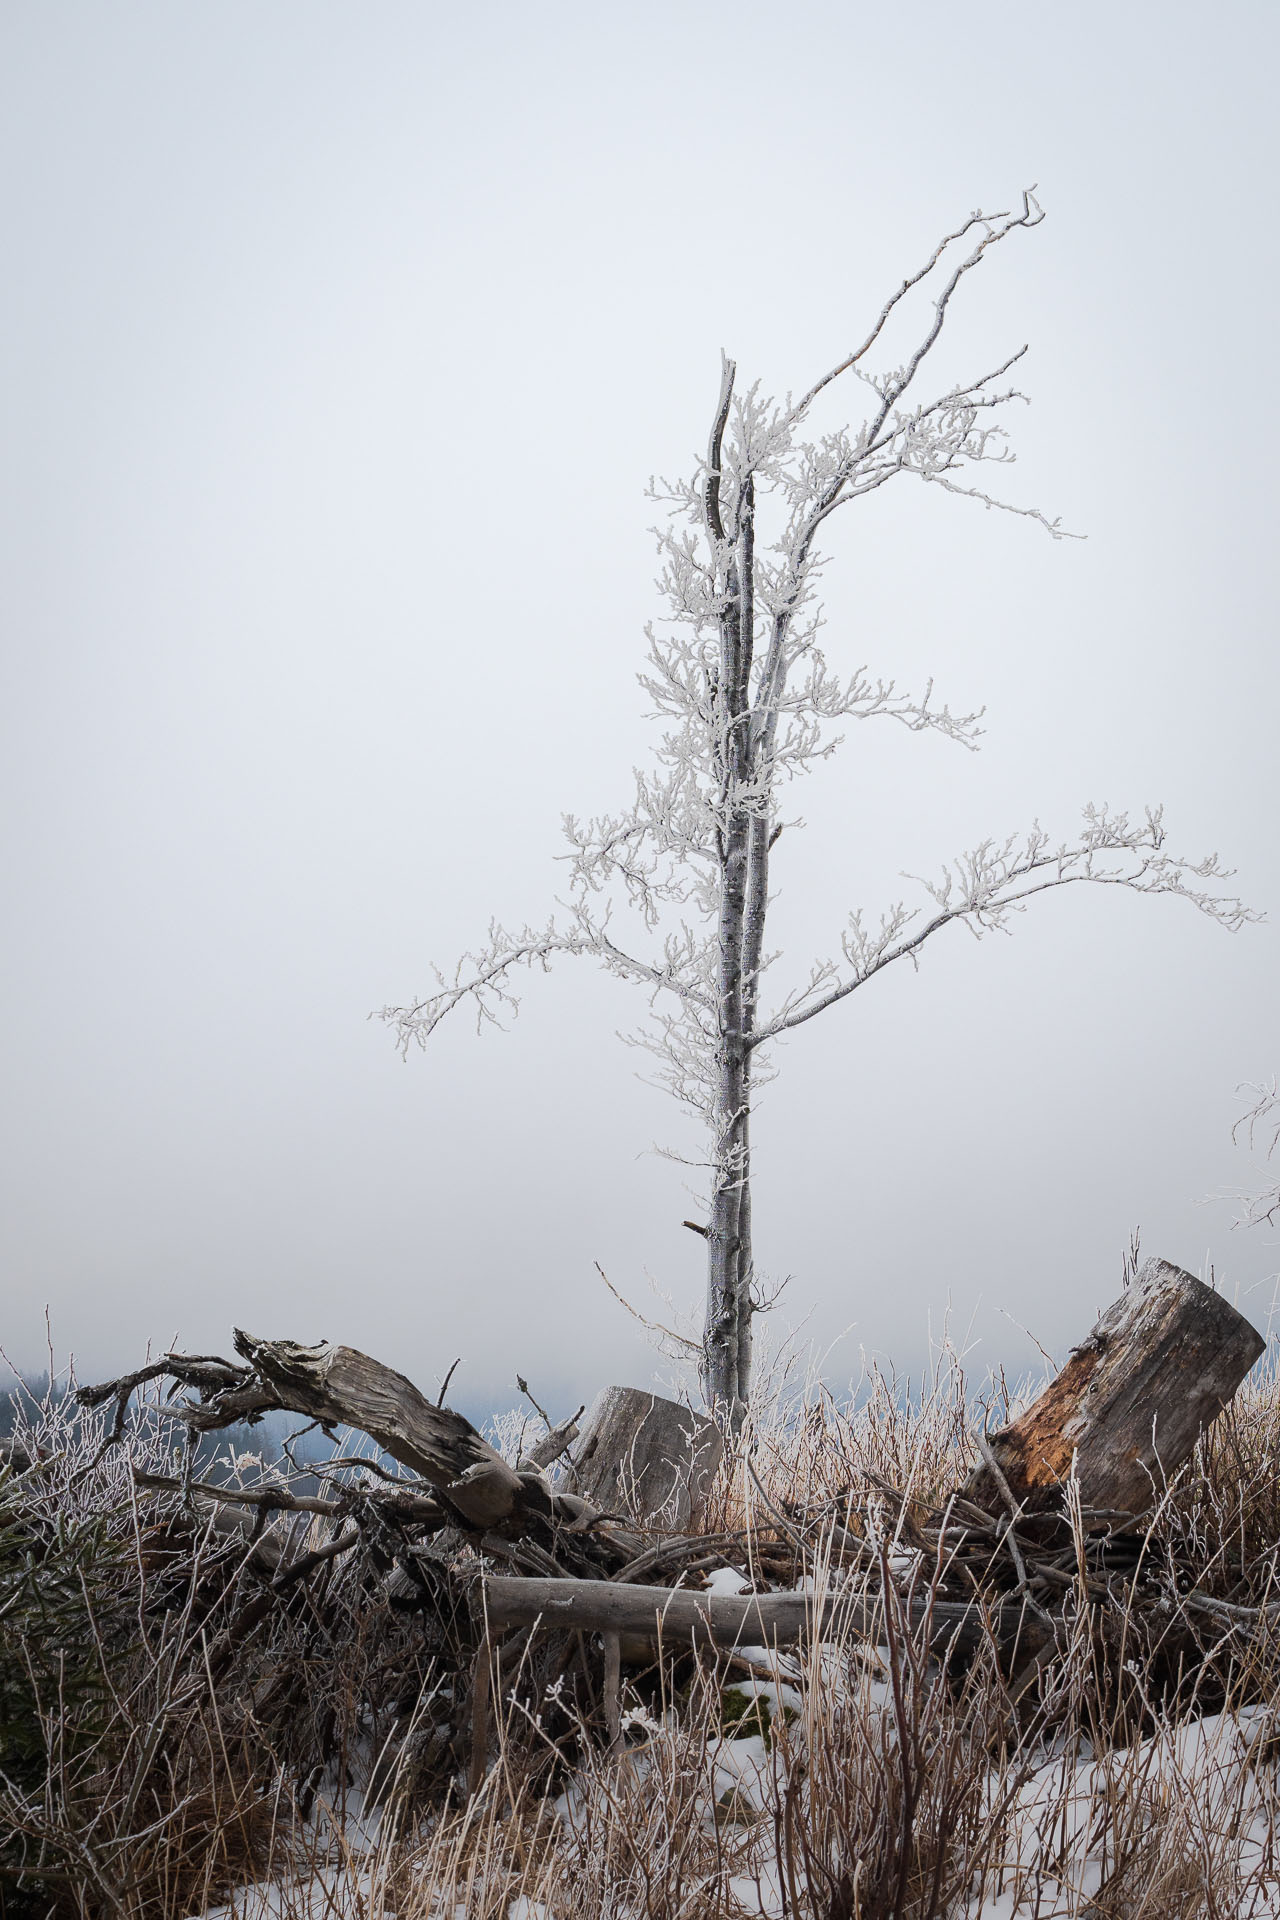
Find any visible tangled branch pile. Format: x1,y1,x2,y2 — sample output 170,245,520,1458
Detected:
4,1258,1280,1918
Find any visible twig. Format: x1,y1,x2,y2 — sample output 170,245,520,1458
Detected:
516,1374,553,1426
132,1469,344,1517
272,1525,361,1592
602,1631,622,1752
468,1632,492,1800
594,1263,700,1357
746,1458,816,1563
611,1529,755,1585
975,1430,1051,1623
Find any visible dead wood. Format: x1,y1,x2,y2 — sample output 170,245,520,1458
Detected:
568,1386,723,1528
224,1332,526,1521
520,1407,583,1472
963,1259,1264,1520
480,1573,1042,1665
71,1254,1271,1780
79,1335,627,1551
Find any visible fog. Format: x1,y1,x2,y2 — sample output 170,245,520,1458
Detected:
2,2,1277,1416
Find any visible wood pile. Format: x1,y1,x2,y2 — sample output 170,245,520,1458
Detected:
64,1258,1269,1781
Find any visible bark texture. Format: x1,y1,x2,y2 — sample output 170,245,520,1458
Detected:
227,1332,511,1475
568,1386,723,1529
704,402,756,1420
481,1574,1042,1665
214,1332,527,1528
964,1258,1264,1519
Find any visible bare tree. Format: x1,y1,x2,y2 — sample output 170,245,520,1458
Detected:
380,192,1252,1421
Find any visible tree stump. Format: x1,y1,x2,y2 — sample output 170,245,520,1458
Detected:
965,1258,1265,1520
567,1386,723,1529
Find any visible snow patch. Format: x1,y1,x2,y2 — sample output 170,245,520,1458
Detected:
703,1564,753,1595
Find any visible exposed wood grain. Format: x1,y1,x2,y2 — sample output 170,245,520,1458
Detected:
965,1259,1264,1519
226,1331,527,1525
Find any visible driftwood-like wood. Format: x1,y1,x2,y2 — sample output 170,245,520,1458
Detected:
481,1573,1041,1665
222,1331,529,1528
568,1387,723,1528
520,1408,582,1472
964,1258,1264,1520
79,1339,638,1556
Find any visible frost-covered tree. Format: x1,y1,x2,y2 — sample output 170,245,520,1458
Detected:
381,193,1251,1421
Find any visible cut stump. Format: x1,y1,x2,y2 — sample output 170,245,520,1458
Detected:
568,1386,723,1529
964,1257,1264,1520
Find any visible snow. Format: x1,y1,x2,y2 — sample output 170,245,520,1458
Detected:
186,1676,1280,1918
710,1729,772,1813
734,1643,802,1678
703,1564,752,1595
191,1748,391,1919
727,1674,804,1720
196,1868,376,1919
196,1877,553,1919
726,1862,787,1917
963,1709,1280,1918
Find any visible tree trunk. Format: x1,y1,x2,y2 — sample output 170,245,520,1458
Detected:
963,1258,1265,1520
567,1386,723,1529
734,807,774,1410
705,1038,749,1415
704,480,756,1422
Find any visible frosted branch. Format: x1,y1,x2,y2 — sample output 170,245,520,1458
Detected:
792,190,1044,419
377,905,713,1058
751,805,1257,1045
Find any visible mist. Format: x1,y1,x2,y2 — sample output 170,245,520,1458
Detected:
2,1,1277,1415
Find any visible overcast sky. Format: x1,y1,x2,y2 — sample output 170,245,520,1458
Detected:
2,2,1278,1418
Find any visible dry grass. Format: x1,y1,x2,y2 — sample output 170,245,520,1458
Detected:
4,1346,1280,1918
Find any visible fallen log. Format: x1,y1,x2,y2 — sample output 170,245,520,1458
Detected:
964,1258,1264,1520
568,1387,723,1528
480,1573,1043,1665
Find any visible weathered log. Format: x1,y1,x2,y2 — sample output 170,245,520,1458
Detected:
81,1338,636,1558
964,1258,1264,1520
225,1332,508,1477
222,1332,529,1529
568,1386,723,1528
80,1336,510,1498
481,1573,1042,1665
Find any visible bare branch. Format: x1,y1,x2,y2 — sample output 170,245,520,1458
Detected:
703,351,736,544
751,805,1257,1045
377,908,712,1058
792,191,1042,418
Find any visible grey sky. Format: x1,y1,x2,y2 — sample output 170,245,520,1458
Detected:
2,2,1277,1414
